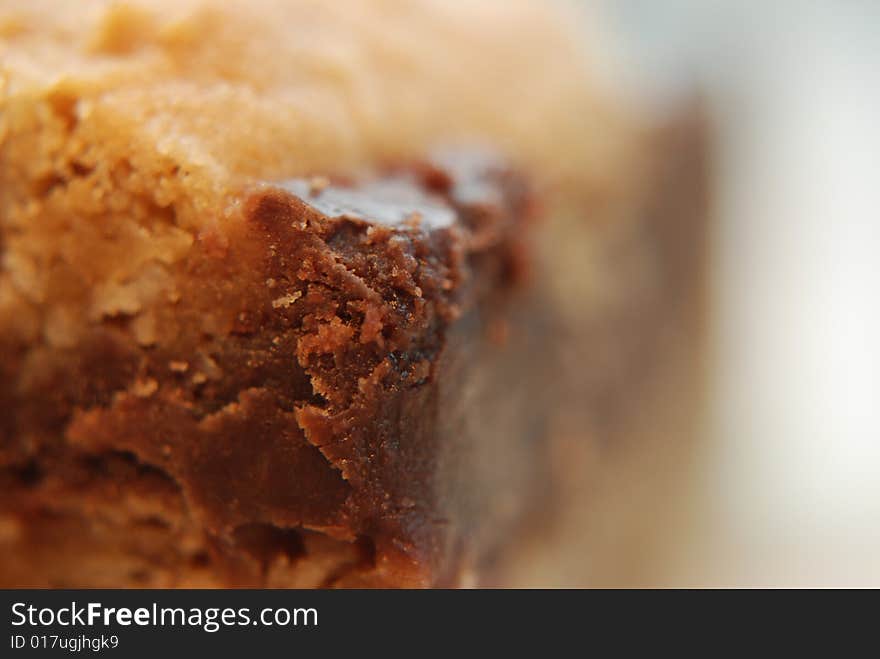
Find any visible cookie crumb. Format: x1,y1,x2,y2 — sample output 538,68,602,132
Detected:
272,291,302,309
131,377,158,397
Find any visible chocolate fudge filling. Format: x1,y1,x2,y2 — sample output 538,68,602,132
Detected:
0,152,551,587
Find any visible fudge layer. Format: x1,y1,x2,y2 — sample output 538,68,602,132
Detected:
1,149,549,587
0,0,704,587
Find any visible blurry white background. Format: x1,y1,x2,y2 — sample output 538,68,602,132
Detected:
597,0,880,586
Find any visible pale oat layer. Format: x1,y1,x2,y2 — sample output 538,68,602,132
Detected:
1,0,637,209
0,0,641,350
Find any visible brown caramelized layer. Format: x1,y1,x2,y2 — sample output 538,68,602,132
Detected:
0,153,544,587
